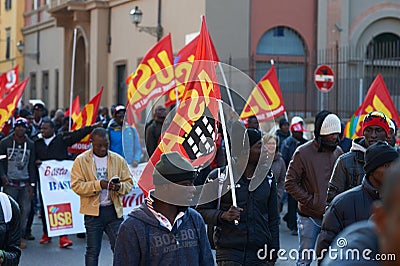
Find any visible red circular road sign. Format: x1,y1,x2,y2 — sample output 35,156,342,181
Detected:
314,64,334,92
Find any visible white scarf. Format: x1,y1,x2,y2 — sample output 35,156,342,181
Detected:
0,192,12,223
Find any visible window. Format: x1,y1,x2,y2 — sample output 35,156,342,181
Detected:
42,71,49,106
256,26,307,92
257,26,305,56
116,64,127,105
30,73,37,99
55,69,59,108
5,0,11,10
366,33,400,60
5,28,10,59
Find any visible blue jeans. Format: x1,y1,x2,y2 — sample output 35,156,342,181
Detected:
3,185,31,237
84,205,123,266
296,214,321,266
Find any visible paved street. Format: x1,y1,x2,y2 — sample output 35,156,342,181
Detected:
19,206,313,266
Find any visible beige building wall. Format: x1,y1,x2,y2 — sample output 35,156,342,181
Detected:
22,6,64,111
0,1,25,74
107,0,205,110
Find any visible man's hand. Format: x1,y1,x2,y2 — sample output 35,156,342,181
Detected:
108,181,120,192
220,206,243,222
28,184,35,200
100,179,120,191
92,121,103,129
0,175,9,186
35,160,42,167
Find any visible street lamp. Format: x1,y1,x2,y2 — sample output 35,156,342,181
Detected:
129,1,163,41
16,40,40,64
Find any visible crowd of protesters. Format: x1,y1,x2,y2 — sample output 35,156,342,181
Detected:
1,100,400,266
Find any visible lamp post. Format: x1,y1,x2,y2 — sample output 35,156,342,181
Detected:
129,0,163,41
16,40,40,64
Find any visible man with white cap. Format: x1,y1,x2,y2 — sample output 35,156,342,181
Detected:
285,110,343,266
388,118,400,152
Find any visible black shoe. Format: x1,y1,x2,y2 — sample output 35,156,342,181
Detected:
24,233,35,240
291,229,298,236
77,233,86,239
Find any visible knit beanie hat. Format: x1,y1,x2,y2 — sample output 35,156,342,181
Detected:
319,114,341,136
279,118,289,127
14,117,29,129
247,128,262,147
364,141,399,175
362,111,390,136
314,110,340,138
153,152,197,185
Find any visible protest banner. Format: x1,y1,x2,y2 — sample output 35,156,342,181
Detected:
39,160,146,235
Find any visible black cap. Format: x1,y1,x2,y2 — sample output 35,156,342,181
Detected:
153,152,197,185
33,103,45,111
279,118,289,127
364,141,399,175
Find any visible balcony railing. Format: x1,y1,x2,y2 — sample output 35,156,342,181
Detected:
49,0,87,9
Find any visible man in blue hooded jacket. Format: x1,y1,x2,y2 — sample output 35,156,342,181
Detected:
107,105,141,167
113,152,213,266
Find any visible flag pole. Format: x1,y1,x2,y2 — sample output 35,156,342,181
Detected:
218,63,235,112
218,99,239,225
175,86,179,107
69,28,78,132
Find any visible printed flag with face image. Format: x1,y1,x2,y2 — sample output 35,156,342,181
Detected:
0,65,19,96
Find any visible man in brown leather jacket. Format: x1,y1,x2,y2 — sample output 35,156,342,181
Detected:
285,110,343,266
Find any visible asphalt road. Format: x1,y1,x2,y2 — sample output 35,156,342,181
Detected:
19,206,312,266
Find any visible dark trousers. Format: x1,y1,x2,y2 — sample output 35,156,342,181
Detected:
84,205,122,266
284,194,298,231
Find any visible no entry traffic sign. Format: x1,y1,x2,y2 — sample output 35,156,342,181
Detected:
314,65,334,92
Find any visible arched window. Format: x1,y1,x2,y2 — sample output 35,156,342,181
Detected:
366,33,400,60
257,26,305,56
255,26,307,92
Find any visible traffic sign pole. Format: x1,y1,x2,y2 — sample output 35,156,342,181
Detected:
314,64,334,111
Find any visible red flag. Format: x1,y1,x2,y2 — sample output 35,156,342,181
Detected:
0,78,28,131
0,65,19,96
165,35,199,107
64,96,81,123
138,16,221,195
68,87,103,154
126,34,174,118
344,73,400,138
240,65,286,123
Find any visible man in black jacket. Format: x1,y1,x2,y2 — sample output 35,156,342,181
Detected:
0,118,36,249
327,111,390,204
197,126,279,265
35,119,101,248
316,141,398,261
321,157,400,266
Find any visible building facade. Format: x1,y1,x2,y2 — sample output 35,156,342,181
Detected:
0,0,24,75
14,0,400,118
